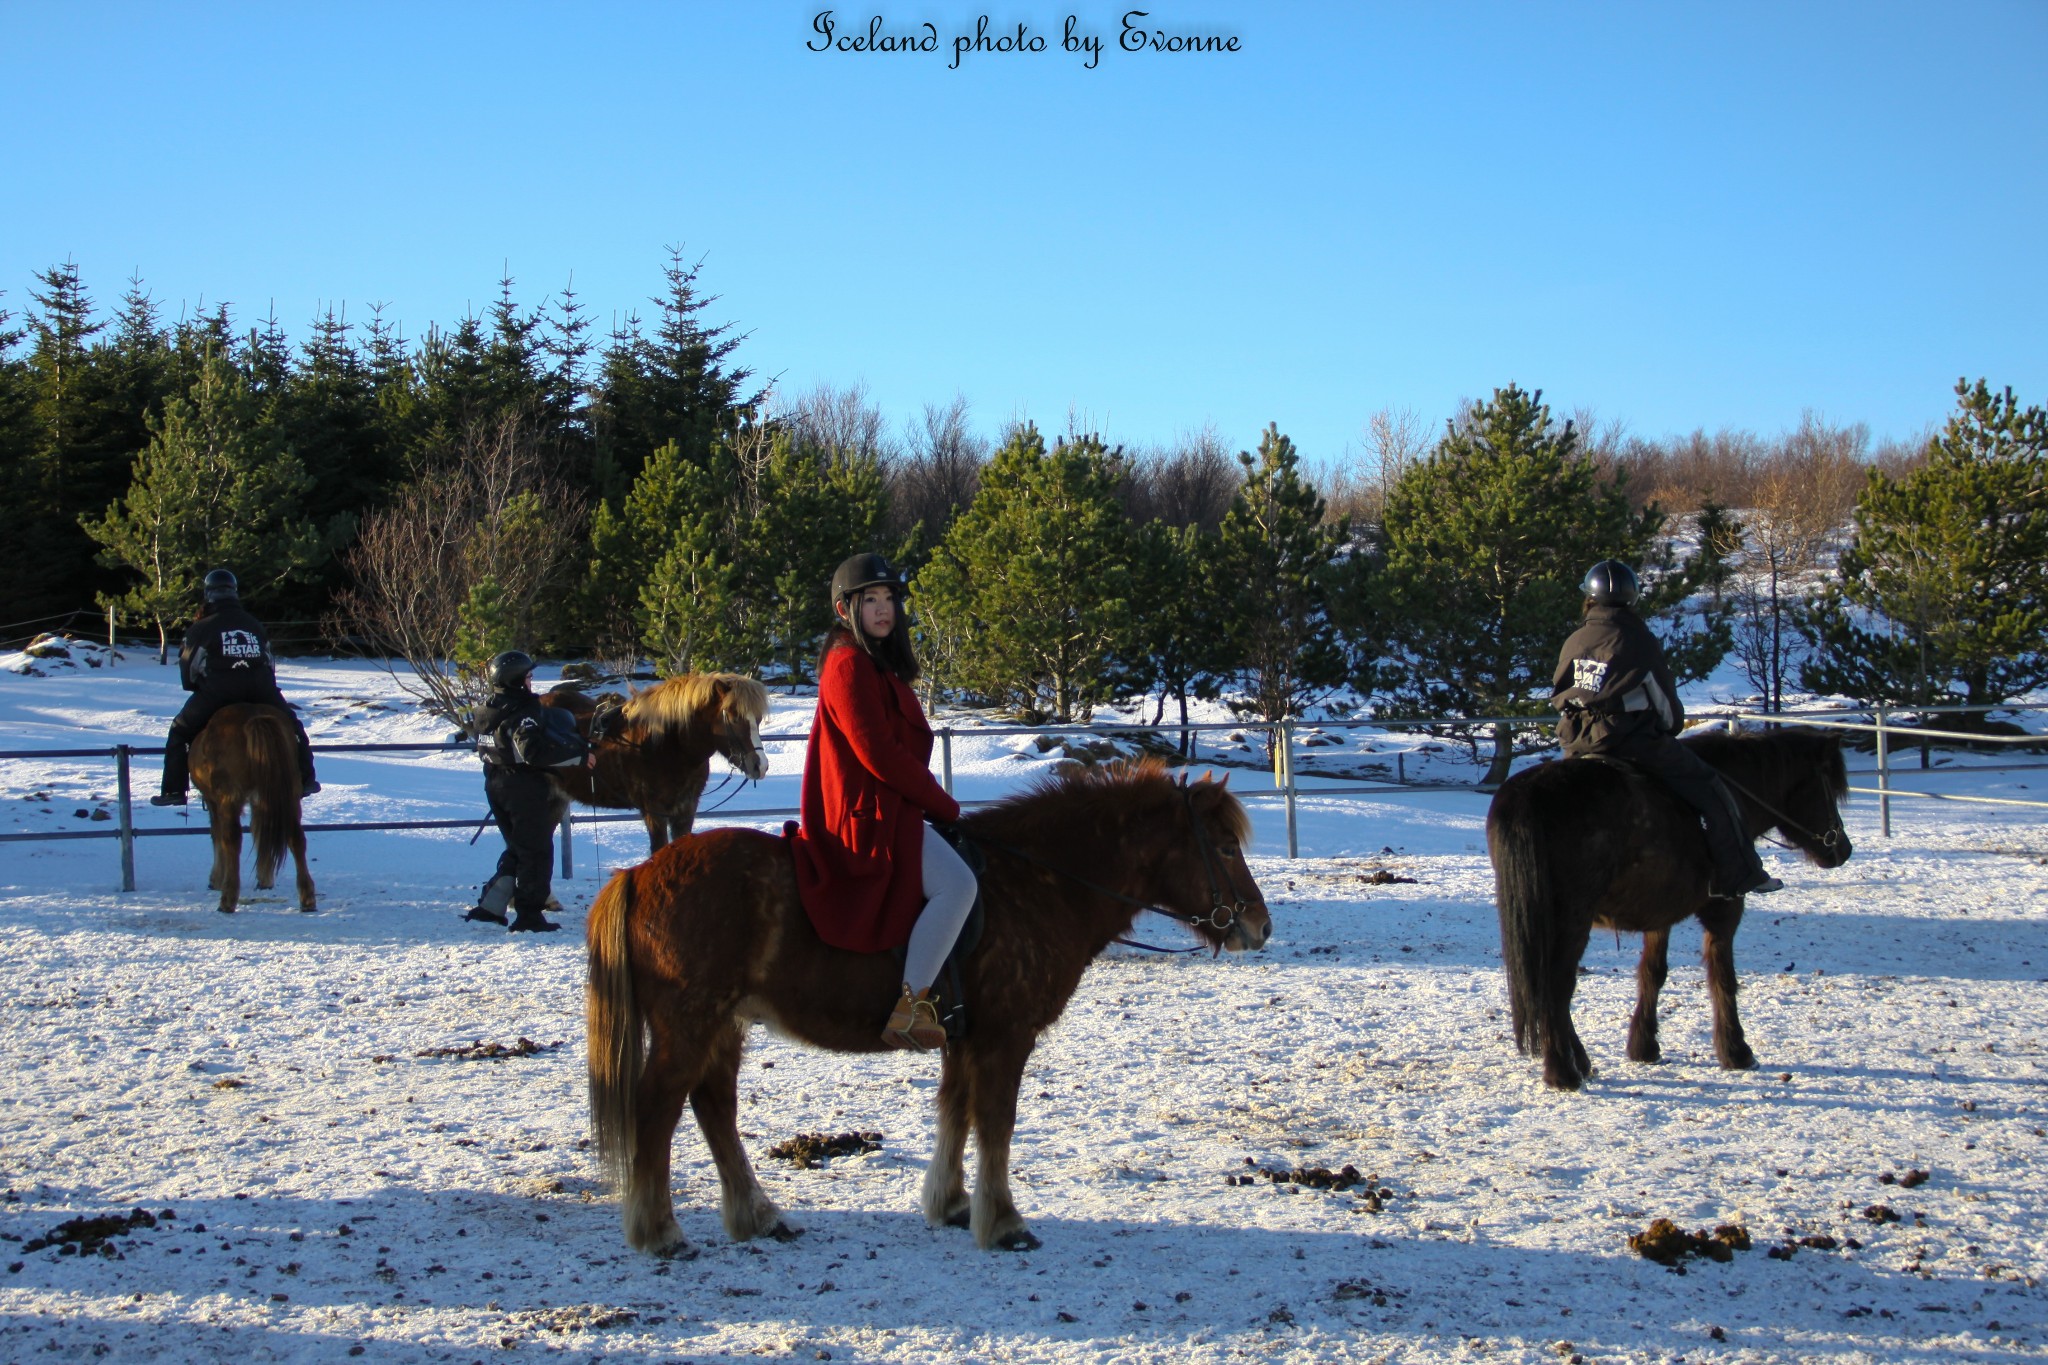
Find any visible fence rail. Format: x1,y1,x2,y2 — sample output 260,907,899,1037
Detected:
2,702,2044,890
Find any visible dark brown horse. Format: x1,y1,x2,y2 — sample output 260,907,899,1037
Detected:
585,759,1271,1256
190,703,316,914
1488,727,1852,1090
542,673,770,852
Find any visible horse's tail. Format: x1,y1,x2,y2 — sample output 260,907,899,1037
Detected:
246,710,300,887
1488,781,1562,1058
586,868,642,1191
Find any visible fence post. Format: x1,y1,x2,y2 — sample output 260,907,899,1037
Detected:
115,745,135,893
940,727,954,796
1875,706,1892,839
1279,719,1298,860
559,808,574,879
1396,751,1405,785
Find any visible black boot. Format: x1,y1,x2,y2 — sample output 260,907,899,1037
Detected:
508,907,561,933
154,738,190,806
294,733,321,796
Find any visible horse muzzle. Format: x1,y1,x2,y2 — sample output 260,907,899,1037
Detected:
1223,916,1271,954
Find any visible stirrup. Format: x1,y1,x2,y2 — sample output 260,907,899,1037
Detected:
882,986,946,1051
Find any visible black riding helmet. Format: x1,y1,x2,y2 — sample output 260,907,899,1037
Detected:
1581,559,1641,608
202,567,240,603
830,553,906,627
488,649,536,690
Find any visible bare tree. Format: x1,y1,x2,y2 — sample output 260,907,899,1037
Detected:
886,394,988,544
1728,414,1867,710
1122,424,1240,531
781,381,892,465
1319,407,1433,532
333,414,586,727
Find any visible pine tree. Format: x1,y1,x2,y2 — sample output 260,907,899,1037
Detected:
1120,518,1225,751
1208,424,1350,745
1373,385,1684,784
81,356,321,659
746,426,890,683
915,427,1134,722
588,248,758,498
1803,379,2048,717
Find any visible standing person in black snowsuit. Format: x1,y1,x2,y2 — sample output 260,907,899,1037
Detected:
1551,560,1782,899
152,568,319,806
464,650,591,934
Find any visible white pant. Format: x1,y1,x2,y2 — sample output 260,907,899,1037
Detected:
905,829,978,993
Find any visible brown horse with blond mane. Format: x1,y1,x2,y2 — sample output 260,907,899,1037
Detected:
585,758,1271,1256
542,673,770,853
190,703,316,914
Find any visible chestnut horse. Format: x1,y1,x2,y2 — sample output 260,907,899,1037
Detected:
1488,727,1851,1090
586,760,1271,1256
189,703,316,914
542,673,770,852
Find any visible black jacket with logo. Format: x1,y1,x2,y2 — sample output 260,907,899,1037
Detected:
178,601,276,693
1549,605,1684,755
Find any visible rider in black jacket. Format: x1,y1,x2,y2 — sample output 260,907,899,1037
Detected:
464,650,591,934
1551,560,1781,899
152,569,319,806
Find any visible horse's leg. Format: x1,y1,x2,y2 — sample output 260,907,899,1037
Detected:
689,1020,796,1243
213,801,242,914
289,818,316,913
622,1015,697,1257
967,1036,1040,1251
253,801,276,890
921,1047,974,1229
643,812,668,855
1541,922,1593,1090
1626,928,1671,1064
1699,901,1757,1071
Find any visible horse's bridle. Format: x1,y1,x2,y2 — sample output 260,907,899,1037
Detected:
1718,771,1845,855
1180,785,1254,939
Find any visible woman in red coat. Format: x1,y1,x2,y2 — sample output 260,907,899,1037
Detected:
789,553,975,1050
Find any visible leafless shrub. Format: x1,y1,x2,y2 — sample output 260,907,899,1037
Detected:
333,414,586,726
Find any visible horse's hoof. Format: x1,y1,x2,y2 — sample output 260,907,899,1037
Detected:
216,905,236,915
1721,1049,1758,1071
765,1222,804,1242
993,1229,1041,1252
653,1240,700,1262
1543,1068,1584,1091
946,1208,972,1229
1626,1044,1662,1065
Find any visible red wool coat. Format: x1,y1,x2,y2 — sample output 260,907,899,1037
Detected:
788,636,961,953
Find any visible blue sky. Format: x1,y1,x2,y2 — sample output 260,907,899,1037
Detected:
2,1,2042,464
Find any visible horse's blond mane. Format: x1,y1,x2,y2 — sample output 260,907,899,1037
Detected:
623,673,770,739
987,755,1251,844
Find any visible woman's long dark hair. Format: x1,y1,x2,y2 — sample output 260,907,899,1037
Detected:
818,593,921,684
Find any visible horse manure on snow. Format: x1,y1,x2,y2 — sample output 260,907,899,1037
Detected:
1627,1218,1752,1267
414,1038,562,1061
768,1132,884,1168
22,1208,171,1259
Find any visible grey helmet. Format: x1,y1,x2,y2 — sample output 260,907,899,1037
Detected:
202,567,240,603
488,650,536,690
1581,560,1641,608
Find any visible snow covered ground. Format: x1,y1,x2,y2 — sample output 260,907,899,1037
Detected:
1,648,2045,1364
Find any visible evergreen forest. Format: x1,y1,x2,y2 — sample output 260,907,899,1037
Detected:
4,257,2043,739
